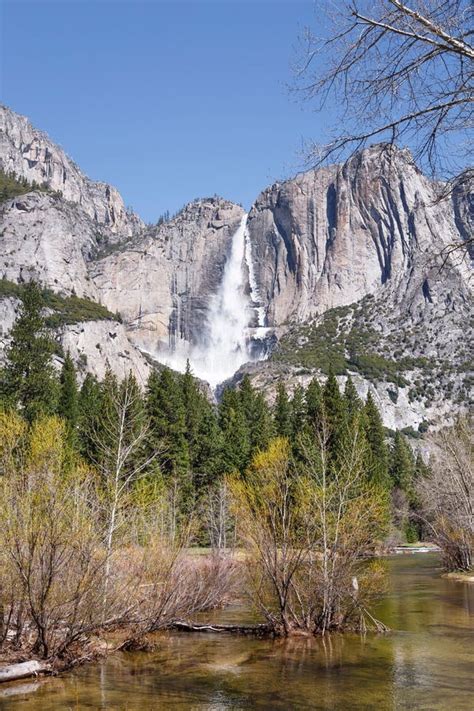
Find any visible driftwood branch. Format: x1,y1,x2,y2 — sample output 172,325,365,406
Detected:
0,660,50,684
171,620,272,636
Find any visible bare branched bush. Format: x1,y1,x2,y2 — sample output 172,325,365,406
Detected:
0,416,107,659
115,506,237,649
418,416,473,571
230,429,389,637
203,479,235,552
0,410,237,663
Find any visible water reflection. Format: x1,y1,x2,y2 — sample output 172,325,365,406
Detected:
0,555,472,710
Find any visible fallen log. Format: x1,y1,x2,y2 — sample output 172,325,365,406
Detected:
0,661,50,684
171,620,271,636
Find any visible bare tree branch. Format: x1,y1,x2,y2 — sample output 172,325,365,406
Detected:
295,0,473,178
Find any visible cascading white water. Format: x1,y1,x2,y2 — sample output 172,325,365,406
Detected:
199,214,251,385
160,213,264,388
244,222,266,328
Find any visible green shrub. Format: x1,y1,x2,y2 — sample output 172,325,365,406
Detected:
0,169,53,201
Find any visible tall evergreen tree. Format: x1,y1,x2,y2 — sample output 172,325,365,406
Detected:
305,377,323,428
192,403,223,489
146,367,190,482
181,361,222,490
390,432,415,493
322,370,346,462
363,392,390,487
0,281,57,422
290,385,306,439
323,370,344,431
57,352,78,445
181,360,201,456
344,376,362,421
77,372,102,462
274,383,292,439
119,371,146,444
219,387,250,472
239,375,273,454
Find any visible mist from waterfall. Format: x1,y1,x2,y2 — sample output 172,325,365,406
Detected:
160,213,264,388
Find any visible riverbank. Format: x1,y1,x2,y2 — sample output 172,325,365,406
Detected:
1,555,473,709
0,547,467,688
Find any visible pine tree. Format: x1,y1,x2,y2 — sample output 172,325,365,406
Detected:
181,360,201,453
239,375,273,454
0,281,57,422
181,361,222,490
219,387,250,472
274,383,292,439
77,372,102,462
323,370,344,430
57,352,78,446
146,367,190,483
344,376,362,421
390,432,415,492
119,371,147,446
322,370,346,462
193,403,223,489
290,385,306,438
363,392,390,487
305,377,323,428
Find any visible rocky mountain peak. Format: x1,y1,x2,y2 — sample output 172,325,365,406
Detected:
0,104,142,238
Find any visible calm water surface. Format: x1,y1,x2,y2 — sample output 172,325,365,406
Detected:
1,555,473,710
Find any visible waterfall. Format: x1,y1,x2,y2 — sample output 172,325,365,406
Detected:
200,213,251,385
159,213,267,387
244,222,265,328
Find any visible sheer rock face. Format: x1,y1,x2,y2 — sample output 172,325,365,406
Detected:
247,145,471,327
90,198,244,354
0,192,100,299
59,319,151,384
0,105,142,238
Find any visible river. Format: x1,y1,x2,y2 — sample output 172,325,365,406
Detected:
1,554,473,709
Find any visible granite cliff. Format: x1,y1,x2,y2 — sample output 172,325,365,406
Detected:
0,105,472,428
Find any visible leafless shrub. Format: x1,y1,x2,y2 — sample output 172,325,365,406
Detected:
418,416,473,571
203,479,235,552
0,417,107,659
230,427,389,637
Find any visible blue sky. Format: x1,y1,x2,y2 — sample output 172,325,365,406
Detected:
1,0,326,223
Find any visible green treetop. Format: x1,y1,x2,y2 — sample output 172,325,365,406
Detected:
390,431,415,493
305,377,323,429
0,281,57,422
181,361,222,489
274,382,292,439
77,372,102,462
344,376,362,420
239,375,273,455
146,367,190,481
57,352,79,445
219,387,250,473
363,391,390,487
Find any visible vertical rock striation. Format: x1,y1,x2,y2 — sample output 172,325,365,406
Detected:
247,144,471,326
